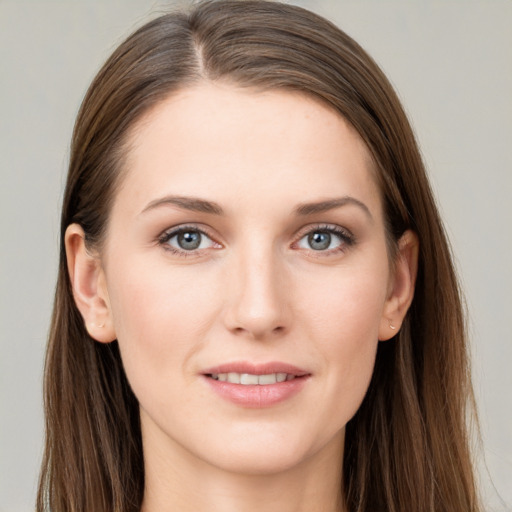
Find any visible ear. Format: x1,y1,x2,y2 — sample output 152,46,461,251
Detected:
379,230,419,341
65,223,116,343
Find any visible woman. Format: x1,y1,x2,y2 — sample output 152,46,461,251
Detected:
38,1,480,511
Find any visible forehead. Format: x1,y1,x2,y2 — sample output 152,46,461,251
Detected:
115,82,381,219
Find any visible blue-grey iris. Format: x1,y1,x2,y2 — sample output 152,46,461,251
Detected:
308,232,331,250
178,231,201,250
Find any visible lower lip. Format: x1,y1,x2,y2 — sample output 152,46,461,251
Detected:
203,375,309,408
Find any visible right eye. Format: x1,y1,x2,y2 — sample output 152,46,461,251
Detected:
159,226,219,254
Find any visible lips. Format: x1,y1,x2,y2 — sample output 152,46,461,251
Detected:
210,372,293,384
201,362,310,408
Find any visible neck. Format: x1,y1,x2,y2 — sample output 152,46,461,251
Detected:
140,422,346,512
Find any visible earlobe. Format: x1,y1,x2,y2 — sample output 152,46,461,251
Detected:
379,230,419,341
65,224,116,343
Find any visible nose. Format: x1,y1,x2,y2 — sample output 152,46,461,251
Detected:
223,242,290,340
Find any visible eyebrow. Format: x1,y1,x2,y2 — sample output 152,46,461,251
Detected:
140,194,372,220
294,196,373,220
140,195,224,216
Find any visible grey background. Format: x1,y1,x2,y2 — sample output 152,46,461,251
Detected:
1,1,511,510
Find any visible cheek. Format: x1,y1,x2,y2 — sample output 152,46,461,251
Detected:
105,257,220,396
299,263,388,348
295,263,388,427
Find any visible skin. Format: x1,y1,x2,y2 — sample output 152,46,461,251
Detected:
66,83,418,512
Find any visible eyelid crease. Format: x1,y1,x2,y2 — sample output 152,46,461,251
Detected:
294,223,355,241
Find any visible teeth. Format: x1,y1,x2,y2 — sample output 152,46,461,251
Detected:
227,372,240,384
211,372,295,385
240,373,259,385
258,373,276,385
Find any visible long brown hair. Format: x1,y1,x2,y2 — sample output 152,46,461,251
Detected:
38,1,480,511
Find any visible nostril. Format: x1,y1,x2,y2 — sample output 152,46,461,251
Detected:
231,324,286,338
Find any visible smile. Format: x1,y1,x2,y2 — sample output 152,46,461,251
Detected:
202,362,310,407
209,372,295,384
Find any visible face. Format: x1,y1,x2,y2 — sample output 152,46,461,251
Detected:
92,83,404,476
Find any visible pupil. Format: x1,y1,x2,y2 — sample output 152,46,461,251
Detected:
308,232,331,250
178,231,201,250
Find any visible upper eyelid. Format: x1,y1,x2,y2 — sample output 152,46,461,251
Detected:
159,223,216,239
156,222,354,247
294,223,354,239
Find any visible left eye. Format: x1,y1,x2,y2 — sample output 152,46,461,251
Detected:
164,229,216,251
296,229,345,251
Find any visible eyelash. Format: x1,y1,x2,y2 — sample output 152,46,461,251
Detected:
157,225,219,257
157,224,356,257
293,224,356,256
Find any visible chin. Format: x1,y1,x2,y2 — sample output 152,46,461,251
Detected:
196,423,344,477
207,447,310,476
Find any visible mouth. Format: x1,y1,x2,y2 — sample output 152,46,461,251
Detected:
201,362,310,407
207,372,300,384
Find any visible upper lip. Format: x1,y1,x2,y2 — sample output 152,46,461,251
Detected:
201,361,310,377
